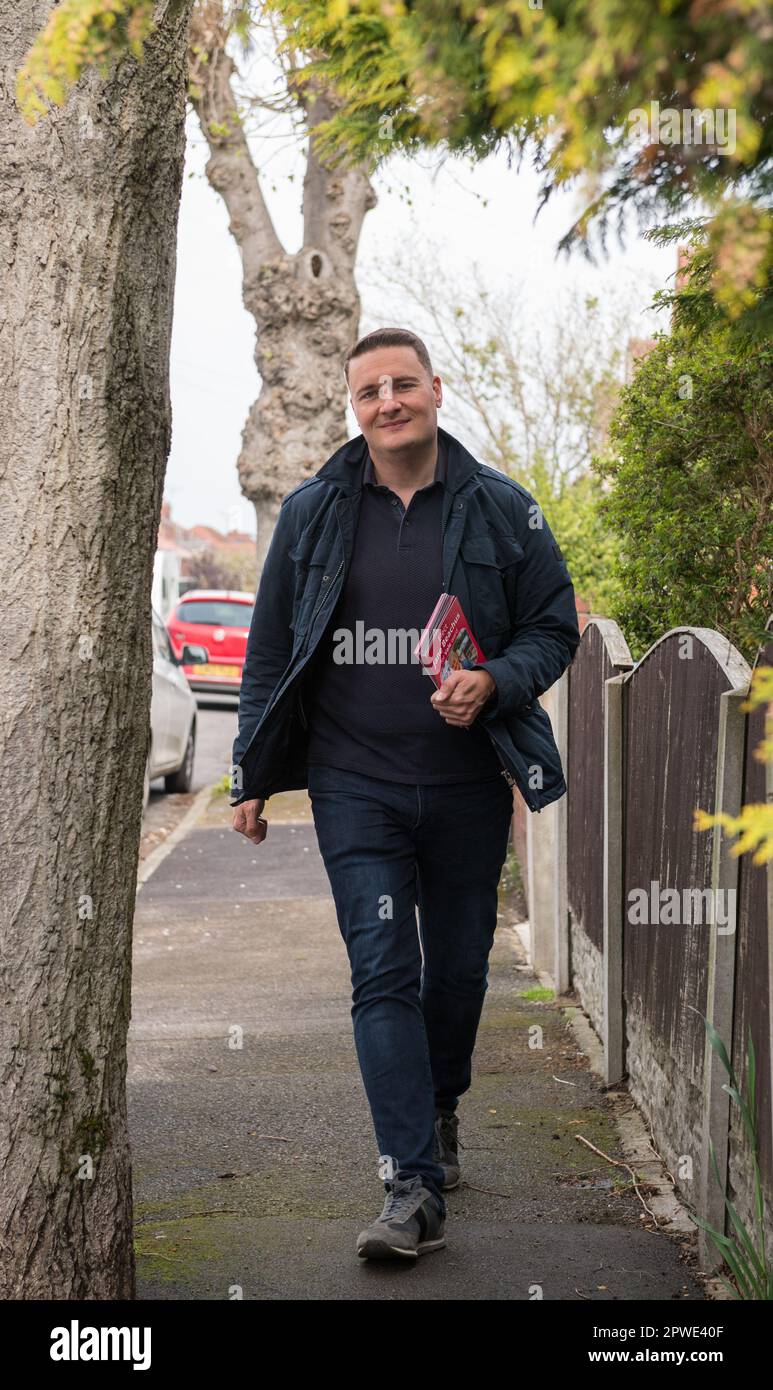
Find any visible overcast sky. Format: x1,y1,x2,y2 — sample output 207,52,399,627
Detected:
166,103,675,538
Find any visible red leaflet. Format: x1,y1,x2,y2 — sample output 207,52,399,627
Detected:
414,593,486,689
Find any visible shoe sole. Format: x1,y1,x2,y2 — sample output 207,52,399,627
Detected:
441,1174,460,1191
356,1236,446,1261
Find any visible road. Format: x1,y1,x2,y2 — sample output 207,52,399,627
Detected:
142,697,239,857
149,696,238,794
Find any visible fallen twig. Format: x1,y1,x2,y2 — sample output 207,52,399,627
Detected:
462,1182,513,1198
574,1135,663,1227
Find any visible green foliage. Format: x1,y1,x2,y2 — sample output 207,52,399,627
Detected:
695,665,773,865
266,0,773,319
647,215,773,344
686,1017,772,1299
524,459,620,621
17,0,155,121
267,0,771,173
591,289,773,664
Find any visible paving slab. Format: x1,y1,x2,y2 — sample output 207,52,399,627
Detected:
130,799,705,1300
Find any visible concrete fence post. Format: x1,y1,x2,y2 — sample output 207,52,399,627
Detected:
698,685,748,1270
554,669,570,994
767,749,773,1238
603,673,627,1087
526,681,560,977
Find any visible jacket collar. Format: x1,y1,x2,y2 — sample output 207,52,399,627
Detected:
314,424,481,498
363,432,447,487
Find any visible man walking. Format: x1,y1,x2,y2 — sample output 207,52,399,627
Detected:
231,328,580,1262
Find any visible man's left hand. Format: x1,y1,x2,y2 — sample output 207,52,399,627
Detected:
430,668,496,727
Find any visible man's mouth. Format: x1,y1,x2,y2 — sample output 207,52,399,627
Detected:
380,419,409,430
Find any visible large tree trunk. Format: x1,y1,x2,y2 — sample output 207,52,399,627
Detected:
0,0,192,1297
189,4,377,570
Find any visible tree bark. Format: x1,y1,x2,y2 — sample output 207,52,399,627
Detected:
189,5,377,570
0,0,193,1297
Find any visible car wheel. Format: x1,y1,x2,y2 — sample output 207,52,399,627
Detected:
164,721,196,794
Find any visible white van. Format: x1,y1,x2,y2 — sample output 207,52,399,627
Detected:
144,608,207,808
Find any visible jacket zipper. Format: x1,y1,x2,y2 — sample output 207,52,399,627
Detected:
296,554,345,730
262,558,344,723
306,559,344,640
239,558,346,775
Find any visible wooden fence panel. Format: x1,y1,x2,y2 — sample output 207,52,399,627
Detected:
622,629,750,1199
729,637,773,1222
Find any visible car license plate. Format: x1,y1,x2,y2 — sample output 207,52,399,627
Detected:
190,663,240,678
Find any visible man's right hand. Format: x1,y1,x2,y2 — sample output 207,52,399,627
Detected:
232,797,267,845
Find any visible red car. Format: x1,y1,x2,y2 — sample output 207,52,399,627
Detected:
166,589,254,696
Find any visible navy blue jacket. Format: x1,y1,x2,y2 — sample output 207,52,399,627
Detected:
231,425,580,812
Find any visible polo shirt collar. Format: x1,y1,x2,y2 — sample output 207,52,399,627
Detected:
313,424,479,498
363,435,447,488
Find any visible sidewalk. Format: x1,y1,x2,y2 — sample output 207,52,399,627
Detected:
130,787,708,1300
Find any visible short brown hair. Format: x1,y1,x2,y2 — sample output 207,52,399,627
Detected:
343,328,433,384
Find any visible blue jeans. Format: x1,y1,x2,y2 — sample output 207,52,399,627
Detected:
307,763,514,1213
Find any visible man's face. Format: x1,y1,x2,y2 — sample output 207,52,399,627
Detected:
347,346,442,456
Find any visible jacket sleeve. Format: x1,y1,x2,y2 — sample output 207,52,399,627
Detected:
476,501,580,719
230,498,298,803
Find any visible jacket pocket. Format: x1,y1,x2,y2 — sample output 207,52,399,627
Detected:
460,533,522,637
460,533,523,569
506,700,563,794
289,527,326,567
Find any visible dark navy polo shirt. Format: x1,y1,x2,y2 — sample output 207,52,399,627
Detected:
303,435,503,783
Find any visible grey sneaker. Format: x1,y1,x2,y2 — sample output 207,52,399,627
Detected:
433,1110,461,1190
356,1175,446,1260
